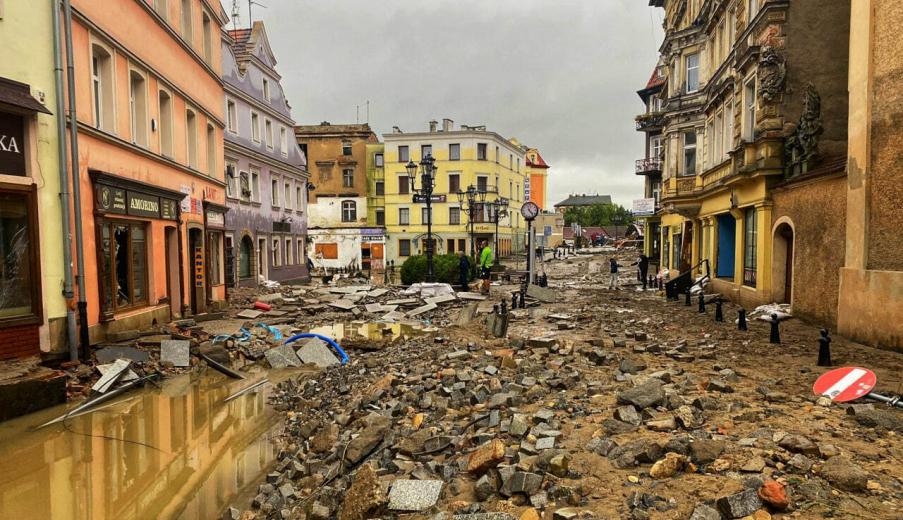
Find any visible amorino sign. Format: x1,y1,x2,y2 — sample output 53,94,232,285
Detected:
94,173,179,221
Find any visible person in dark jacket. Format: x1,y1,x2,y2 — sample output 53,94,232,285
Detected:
609,257,622,290
458,252,470,291
635,254,650,289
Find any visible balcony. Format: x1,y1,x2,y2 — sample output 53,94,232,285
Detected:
635,112,664,132
635,157,662,175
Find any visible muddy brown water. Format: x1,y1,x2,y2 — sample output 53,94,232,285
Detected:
0,370,300,520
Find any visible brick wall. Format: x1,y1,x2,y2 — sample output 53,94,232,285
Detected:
0,325,41,360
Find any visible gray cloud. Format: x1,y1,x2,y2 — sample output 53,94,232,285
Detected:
225,0,663,208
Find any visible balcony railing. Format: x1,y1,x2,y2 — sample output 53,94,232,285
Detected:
635,157,662,175
635,112,664,131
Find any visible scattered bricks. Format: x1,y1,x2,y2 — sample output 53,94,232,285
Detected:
474,473,498,501
509,471,543,495
468,439,506,474
758,480,789,510
533,408,555,424
716,488,762,518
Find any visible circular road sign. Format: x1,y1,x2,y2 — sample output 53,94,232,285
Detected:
812,366,877,402
520,201,539,221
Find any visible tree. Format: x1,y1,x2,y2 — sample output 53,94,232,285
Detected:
562,203,634,227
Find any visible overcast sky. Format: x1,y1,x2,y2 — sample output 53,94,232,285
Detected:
223,0,663,208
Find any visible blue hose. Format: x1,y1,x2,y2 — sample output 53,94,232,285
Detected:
284,333,349,366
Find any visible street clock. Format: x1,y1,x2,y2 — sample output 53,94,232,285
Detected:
520,201,539,221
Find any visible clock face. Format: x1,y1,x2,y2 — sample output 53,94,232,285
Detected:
520,201,539,220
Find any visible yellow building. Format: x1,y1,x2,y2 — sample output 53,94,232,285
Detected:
0,0,67,357
381,119,528,265
365,142,385,226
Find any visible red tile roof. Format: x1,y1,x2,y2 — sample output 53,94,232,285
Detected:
645,68,666,90
526,149,550,169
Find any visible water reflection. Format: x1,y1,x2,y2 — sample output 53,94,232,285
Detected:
0,373,279,520
308,321,426,342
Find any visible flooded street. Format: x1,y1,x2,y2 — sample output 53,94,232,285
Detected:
0,372,281,520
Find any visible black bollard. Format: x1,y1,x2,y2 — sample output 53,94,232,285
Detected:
698,293,706,313
500,299,507,314
817,328,832,366
685,289,692,306
714,300,724,322
511,292,518,309
769,313,781,344
519,290,526,308
738,308,748,331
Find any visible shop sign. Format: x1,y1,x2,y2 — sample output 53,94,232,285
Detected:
194,247,204,287
206,210,225,228
127,192,161,218
632,198,656,216
96,185,127,214
161,199,178,220
0,112,25,175
95,183,178,220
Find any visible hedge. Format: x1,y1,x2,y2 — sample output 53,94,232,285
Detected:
400,254,473,285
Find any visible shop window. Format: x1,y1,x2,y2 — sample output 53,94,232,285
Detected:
99,221,148,314
743,207,757,286
398,239,411,257
0,190,40,322
342,200,357,222
159,90,173,157
91,44,114,131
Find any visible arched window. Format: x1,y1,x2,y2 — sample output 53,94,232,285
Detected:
186,108,198,168
91,44,114,131
341,200,356,222
239,236,253,278
129,70,148,146
206,123,216,176
158,90,173,156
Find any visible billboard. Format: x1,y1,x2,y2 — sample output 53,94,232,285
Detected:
632,198,656,216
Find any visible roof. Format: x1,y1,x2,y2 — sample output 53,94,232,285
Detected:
554,194,613,208
226,22,276,71
526,148,550,169
637,66,666,101
226,28,252,60
0,77,51,115
295,122,376,139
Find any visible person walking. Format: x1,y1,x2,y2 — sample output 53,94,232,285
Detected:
608,256,622,290
633,254,649,290
479,240,494,294
458,251,471,292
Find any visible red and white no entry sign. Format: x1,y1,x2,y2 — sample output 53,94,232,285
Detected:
812,366,877,402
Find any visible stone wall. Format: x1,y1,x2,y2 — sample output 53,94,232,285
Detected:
771,174,846,327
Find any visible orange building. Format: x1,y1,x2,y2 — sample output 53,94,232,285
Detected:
66,0,228,342
524,147,550,210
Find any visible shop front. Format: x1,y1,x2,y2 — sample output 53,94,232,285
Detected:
204,202,228,306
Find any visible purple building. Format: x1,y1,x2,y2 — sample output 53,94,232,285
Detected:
222,22,309,286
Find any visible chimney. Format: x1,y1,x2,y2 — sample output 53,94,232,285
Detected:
429,120,438,133
392,126,402,134
442,118,453,132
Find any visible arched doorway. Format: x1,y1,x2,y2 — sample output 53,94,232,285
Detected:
772,221,794,304
239,235,253,279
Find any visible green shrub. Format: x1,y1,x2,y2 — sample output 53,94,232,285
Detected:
400,254,472,285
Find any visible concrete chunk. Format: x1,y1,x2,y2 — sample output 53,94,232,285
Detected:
160,340,191,367
387,479,443,511
296,338,340,368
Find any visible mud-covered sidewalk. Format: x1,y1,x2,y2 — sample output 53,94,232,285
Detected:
220,251,903,520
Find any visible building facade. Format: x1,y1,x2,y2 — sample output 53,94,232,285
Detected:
381,120,529,266
524,146,550,210
635,65,666,272
365,142,386,228
0,1,66,358
295,123,383,272
69,0,229,343
650,0,851,323
838,0,903,351
553,194,613,214
222,22,309,287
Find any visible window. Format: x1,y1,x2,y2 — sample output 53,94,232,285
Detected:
91,45,114,131
743,76,756,141
343,169,354,188
399,239,411,257
705,119,714,169
421,207,432,225
682,131,697,176
743,207,757,286
724,100,734,156
714,110,724,162
448,173,460,194
206,124,215,175
650,136,662,159
448,239,455,254
251,169,260,202
685,53,700,92
263,78,270,102
517,158,520,173
271,179,279,206
375,153,384,167
280,127,287,156
748,0,759,23
495,146,500,163
398,175,410,195
251,112,260,142
375,209,385,225
186,109,198,168
265,119,273,149
421,144,432,159
154,0,168,19
398,208,410,225
225,161,236,198
398,145,409,162
180,0,192,42
342,141,352,156
315,243,338,260
296,186,302,210
285,238,292,265
449,143,460,161
225,100,237,133
458,239,466,253
202,12,212,62
284,182,291,209
449,207,461,225
477,143,487,160
477,176,488,192
129,71,148,146
375,180,384,196
158,90,173,156
0,190,40,322
238,170,249,201
342,200,357,222
509,154,513,170
273,238,281,267
99,221,148,313
299,143,307,159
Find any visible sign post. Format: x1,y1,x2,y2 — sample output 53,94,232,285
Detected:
520,202,539,285
813,366,902,408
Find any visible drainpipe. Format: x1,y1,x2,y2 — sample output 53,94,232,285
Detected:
51,0,78,362
62,0,90,358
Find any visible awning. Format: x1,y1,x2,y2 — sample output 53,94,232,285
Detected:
0,77,51,115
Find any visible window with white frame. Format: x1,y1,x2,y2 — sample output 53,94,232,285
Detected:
263,78,270,102
685,53,700,92
343,169,354,188
285,238,292,265
683,130,697,176
251,112,260,141
91,44,115,131
273,238,281,267
280,127,287,156
226,99,237,133
724,99,734,157
284,182,291,209
186,108,198,168
714,110,723,162
375,153,384,167
296,186,302,210
251,168,260,202
421,207,432,225
159,90,173,156
650,135,662,159
129,70,148,146
342,141,352,156
342,200,357,222
743,76,756,141
265,119,273,149
271,179,279,207
225,161,237,198
449,207,461,225
398,207,410,225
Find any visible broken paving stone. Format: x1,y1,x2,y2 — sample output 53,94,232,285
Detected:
535,437,555,450
616,379,664,409
552,508,581,520
778,434,819,456
264,344,301,369
689,439,726,465
526,284,556,302
160,339,191,367
95,346,150,364
614,405,642,426
468,439,506,473
509,471,543,495
328,299,358,311
716,488,762,519
387,479,443,511
820,455,869,491
689,504,721,520
407,302,438,317
296,338,340,368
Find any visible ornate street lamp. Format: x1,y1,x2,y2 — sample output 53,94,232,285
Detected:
491,197,509,266
407,154,437,282
457,184,487,261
